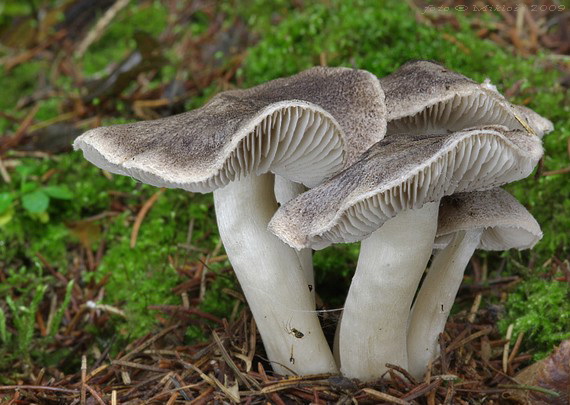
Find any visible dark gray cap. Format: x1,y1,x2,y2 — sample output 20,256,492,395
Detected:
381,61,553,137
269,125,543,250
435,188,542,250
74,67,386,192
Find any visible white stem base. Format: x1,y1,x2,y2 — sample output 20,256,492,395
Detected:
214,174,337,375
407,229,482,379
338,203,439,380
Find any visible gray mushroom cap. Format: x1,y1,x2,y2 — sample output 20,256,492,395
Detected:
269,125,543,250
380,60,553,137
73,67,386,192
435,188,542,250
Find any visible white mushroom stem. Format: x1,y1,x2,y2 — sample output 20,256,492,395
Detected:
274,176,315,301
214,174,337,375
337,202,439,380
407,228,483,379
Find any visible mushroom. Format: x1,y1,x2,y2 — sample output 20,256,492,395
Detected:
74,66,387,375
407,188,542,379
380,60,553,138
269,125,543,379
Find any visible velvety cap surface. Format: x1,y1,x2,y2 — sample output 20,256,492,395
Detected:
381,60,552,137
74,67,386,192
436,188,542,250
269,125,543,250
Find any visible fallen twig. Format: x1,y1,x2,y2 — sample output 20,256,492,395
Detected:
130,188,165,248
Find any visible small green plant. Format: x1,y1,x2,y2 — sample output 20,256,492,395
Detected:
0,280,74,368
0,307,7,344
5,284,47,357
0,164,73,226
47,279,74,338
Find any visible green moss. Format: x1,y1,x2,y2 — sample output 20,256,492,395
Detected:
0,150,225,340
199,265,237,318
499,276,570,360
313,244,359,307
92,189,216,337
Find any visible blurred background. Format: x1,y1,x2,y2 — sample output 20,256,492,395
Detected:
0,0,568,400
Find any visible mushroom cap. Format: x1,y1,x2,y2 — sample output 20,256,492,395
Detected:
381,60,552,137
74,67,386,192
435,188,542,250
269,125,543,250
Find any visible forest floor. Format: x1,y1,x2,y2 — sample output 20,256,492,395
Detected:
0,0,569,403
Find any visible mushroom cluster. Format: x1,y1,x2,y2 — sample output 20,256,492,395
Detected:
74,61,550,380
